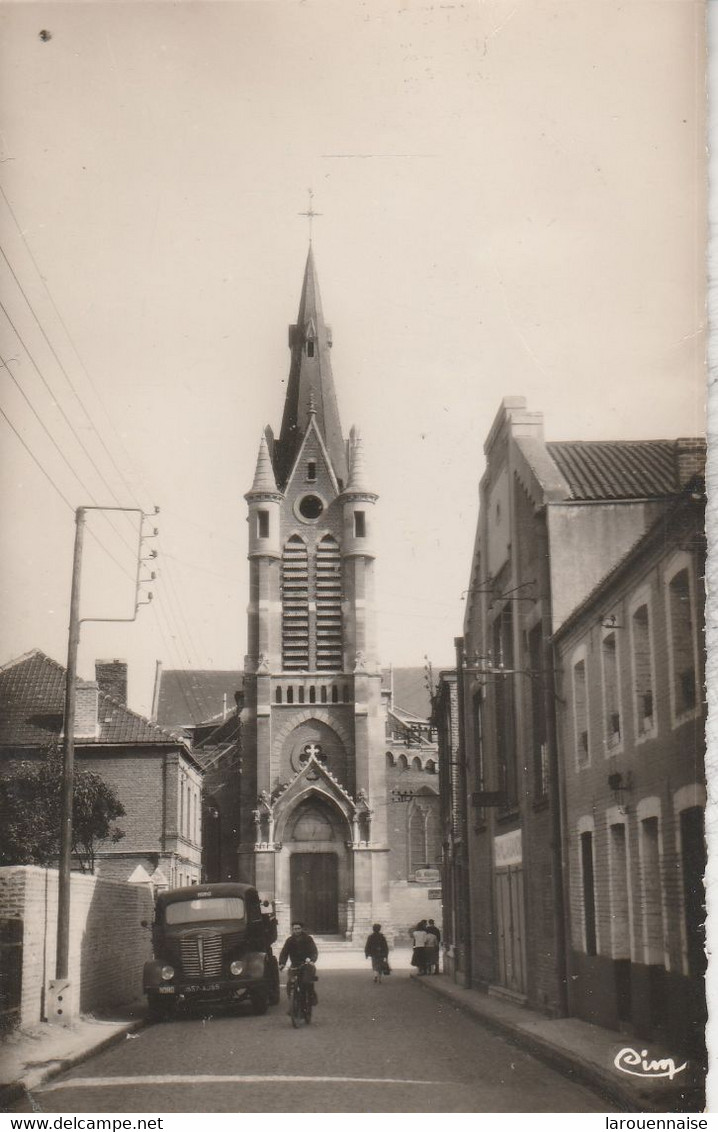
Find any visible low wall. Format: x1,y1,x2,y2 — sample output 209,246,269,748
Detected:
0,866,154,1026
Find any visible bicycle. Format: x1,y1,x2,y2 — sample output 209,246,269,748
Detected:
286,959,316,1027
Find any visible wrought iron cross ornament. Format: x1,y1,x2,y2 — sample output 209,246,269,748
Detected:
299,188,322,241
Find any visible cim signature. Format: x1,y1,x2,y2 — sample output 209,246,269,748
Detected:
614,1047,688,1081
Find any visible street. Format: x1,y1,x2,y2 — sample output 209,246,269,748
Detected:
16,969,615,1113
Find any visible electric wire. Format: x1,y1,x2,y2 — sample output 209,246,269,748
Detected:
0,395,136,582
0,306,139,559
0,182,152,513
0,245,138,516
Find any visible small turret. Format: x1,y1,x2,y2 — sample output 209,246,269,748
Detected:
341,426,378,559
245,433,283,559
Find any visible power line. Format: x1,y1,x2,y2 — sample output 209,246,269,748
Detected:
0,401,75,512
0,294,135,523
0,182,152,512
0,312,141,561
0,396,137,582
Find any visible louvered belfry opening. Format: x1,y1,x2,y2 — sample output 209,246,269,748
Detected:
315,535,343,670
282,535,309,670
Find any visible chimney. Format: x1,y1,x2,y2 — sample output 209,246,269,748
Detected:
674,439,706,488
95,659,128,705
75,681,99,739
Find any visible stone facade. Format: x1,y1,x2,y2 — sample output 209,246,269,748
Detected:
237,249,390,941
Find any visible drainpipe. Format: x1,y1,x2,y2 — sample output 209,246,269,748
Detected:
541,517,569,1017
454,636,472,988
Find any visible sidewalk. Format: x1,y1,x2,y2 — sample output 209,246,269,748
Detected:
410,967,706,1113
0,1002,146,1112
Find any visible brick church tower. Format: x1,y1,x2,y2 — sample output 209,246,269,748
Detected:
238,246,390,941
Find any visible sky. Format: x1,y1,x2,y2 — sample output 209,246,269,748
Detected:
0,0,706,719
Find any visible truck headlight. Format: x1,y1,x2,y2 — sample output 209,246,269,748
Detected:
160,966,174,981
230,960,243,976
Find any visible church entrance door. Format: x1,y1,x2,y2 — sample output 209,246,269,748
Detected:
290,853,339,934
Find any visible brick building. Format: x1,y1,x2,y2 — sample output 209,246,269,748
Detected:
437,396,705,1017
0,650,203,886
553,488,706,1056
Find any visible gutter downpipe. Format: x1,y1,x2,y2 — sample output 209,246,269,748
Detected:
542,513,569,1017
454,635,472,988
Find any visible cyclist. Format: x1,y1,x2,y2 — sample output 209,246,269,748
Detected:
278,920,319,1005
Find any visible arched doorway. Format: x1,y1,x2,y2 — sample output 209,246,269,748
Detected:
285,795,349,934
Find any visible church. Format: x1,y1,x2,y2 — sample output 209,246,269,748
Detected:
240,242,390,943
154,246,441,943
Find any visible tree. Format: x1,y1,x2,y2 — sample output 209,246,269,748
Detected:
0,746,125,872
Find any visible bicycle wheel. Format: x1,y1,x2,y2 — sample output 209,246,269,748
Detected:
291,986,303,1028
302,985,312,1025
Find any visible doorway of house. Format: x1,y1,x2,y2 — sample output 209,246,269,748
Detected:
290,853,339,933
495,864,527,995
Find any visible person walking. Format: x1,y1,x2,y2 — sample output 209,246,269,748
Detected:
424,918,440,974
365,923,389,983
410,920,428,975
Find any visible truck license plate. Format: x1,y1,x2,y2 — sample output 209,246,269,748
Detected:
184,983,221,993
158,986,175,994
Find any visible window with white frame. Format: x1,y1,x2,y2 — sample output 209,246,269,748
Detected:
666,560,698,721
601,630,622,751
573,653,590,767
630,599,656,738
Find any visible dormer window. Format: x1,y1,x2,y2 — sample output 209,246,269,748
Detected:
307,341,315,358
307,461,317,482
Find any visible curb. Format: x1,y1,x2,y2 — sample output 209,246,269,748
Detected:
411,975,703,1114
0,1017,146,1113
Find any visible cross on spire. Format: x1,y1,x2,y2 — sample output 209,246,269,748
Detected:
298,188,322,242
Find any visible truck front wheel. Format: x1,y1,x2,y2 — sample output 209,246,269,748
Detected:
147,993,176,1023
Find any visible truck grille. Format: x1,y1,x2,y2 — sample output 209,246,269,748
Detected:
180,934,223,978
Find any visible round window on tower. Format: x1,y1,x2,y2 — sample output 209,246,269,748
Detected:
297,494,324,521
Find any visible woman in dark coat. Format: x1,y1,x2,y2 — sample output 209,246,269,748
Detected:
365,923,390,982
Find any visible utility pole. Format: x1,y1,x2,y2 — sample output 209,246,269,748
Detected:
47,505,156,1024
47,508,85,1022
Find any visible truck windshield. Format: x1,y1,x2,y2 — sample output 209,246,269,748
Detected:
165,896,245,925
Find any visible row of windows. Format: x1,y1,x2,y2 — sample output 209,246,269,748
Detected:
275,683,350,704
256,506,367,538
387,752,437,773
572,556,700,768
577,796,705,979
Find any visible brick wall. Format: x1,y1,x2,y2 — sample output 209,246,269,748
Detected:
0,866,154,1026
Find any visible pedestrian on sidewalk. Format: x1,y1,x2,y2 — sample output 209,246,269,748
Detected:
365,923,389,983
424,919,440,974
410,920,428,975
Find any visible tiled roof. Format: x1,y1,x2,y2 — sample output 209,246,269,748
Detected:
0,650,183,748
154,669,244,729
545,440,684,501
381,667,434,720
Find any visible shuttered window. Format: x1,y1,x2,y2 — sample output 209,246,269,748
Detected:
282,536,309,670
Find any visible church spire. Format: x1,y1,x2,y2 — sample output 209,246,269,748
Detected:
274,246,348,489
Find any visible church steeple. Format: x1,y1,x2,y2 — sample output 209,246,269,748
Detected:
274,247,348,489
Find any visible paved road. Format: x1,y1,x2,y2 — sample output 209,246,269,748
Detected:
20,971,615,1113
